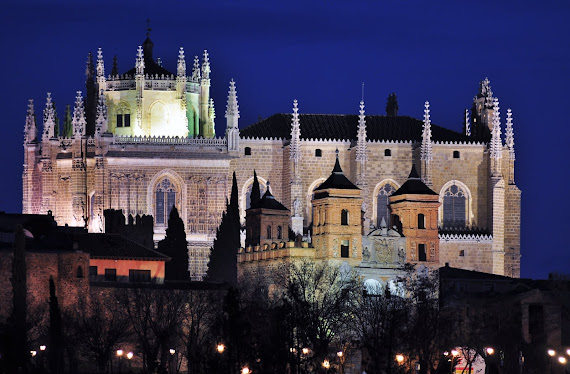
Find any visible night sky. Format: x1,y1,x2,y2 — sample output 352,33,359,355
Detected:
0,0,568,279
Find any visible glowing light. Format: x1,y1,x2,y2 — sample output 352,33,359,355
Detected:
30,351,37,357
451,350,459,357
548,349,556,357
169,349,176,355
127,352,133,360
567,349,570,356
39,345,46,351
396,354,404,363
117,350,124,357
302,348,309,355
217,344,225,353
559,356,567,364
322,360,330,369
241,367,250,374
443,351,449,356
337,351,343,358
486,347,494,355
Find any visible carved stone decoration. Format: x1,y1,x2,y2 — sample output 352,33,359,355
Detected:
430,242,436,259
293,198,301,217
398,246,406,264
410,241,416,261
375,240,392,263
41,160,53,172
95,157,104,169
363,246,370,262
333,238,339,258
315,238,320,257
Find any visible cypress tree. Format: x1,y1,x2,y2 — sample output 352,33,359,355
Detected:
206,172,240,285
250,170,261,208
48,277,64,374
157,206,189,280
53,100,60,137
63,104,72,138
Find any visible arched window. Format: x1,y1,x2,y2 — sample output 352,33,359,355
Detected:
453,151,460,159
418,213,425,229
116,104,131,128
384,149,391,157
277,226,282,240
341,209,349,225
266,225,272,239
442,184,466,227
341,240,349,258
155,178,176,225
244,147,251,156
376,183,397,226
315,149,322,157
76,266,84,278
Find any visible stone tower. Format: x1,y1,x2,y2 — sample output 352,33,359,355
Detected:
245,183,290,248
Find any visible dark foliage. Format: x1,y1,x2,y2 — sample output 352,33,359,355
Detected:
157,206,189,280
48,276,64,374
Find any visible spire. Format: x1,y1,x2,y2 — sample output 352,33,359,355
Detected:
225,79,239,125
191,55,201,82
333,148,342,173
177,47,186,77
421,101,433,161
356,101,367,162
478,77,494,108
408,164,421,179
42,92,56,140
386,93,399,116
464,108,471,136
72,91,86,138
290,99,301,163
201,50,210,81
135,46,145,76
142,19,154,60
111,55,118,76
24,99,37,144
95,90,108,135
96,48,105,78
490,98,502,160
208,98,215,127
505,108,515,161
85,52,94,81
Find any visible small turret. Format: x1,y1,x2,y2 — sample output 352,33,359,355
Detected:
95,90,108,135
42,92,56,141
96,48,105,78
177,47,186,77
191,56,201,82
505,109,515,161
24,99,37,144
464,109,471,136
201,50,210,81
356,100,368,189
208,98,216,135
290,99,301,178
420,101,433,186
225,79,240,153
489,98,502,177
72,91,86,138
135,46,145,76
85,52,94,82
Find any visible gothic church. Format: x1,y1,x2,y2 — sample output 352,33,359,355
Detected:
22,35,521,281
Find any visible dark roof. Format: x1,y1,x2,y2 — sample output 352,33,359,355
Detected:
73,233,168,260
124,58,174,77
250,187,289,211
0,212,58,238
439,265,513,281
391,165,438,196
240,113,474,142
314,156,359,191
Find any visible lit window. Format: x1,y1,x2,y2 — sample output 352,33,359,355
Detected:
156,178,176,225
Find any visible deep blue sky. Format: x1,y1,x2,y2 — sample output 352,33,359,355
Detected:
0,0,568,279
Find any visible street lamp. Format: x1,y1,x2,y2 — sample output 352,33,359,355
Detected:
548,349,556,374
486,347,495,355
116,350,124,374
217,344,225,354
559,356,567,364
39,345,46,352
302,347,309,355
30,351,37,357
127,352,133,360
396,354,404,364
549,349,556,357
322,359,330,369
241,366,250,374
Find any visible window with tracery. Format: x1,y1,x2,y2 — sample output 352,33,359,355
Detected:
155,178,176,225
116,104,131,128
442,184,466,227
376,183,397,226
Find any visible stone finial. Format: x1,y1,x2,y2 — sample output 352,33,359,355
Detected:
202,50,210,80
479,77,494,108
135,46,145,75
95,90,108,135
177,47,186,77
421,101,433,161
72,91,86,138
225,79,239,124
505,108,515,161
191,55,201,82
464,109,471,136
96,48,105,78
24,99,37,143
208,98,215,122
490,98,502,160
43,92,56,140
290,99,301,163
356,101,368,162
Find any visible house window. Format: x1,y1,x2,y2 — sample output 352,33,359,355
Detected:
341,240,349,258
129,269,151,283
459,250,465,257
244,147,251,156
155,178,176,225
76,266,84,278
376,183,397,226
418,214,425,229
443,184,466,227
104,268,117,282
266,225,272,239
341,209,349,225
418,244,427,261
315,149,322,157
277,226,282,240
453,151,460,159
89,266,97,278
385,149,391,157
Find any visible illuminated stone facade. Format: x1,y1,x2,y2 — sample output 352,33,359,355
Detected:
23,37,520,281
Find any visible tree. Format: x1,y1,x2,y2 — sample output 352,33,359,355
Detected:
206,172,240,285
386,93,399,117
250,170,261,208
157,206,189,280
48,276,64,374
63,104,72,138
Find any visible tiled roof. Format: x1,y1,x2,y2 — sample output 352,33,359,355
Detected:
124,58,174,77
392,166,438,196
251,189,289,211
73,233,168,260
314,156,359,191
240,113,474,142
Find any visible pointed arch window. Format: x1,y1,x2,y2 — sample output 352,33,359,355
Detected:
116,104,131,128
442,184,466,227
155,178,176,225
266,225,272,239
376,183,397,226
